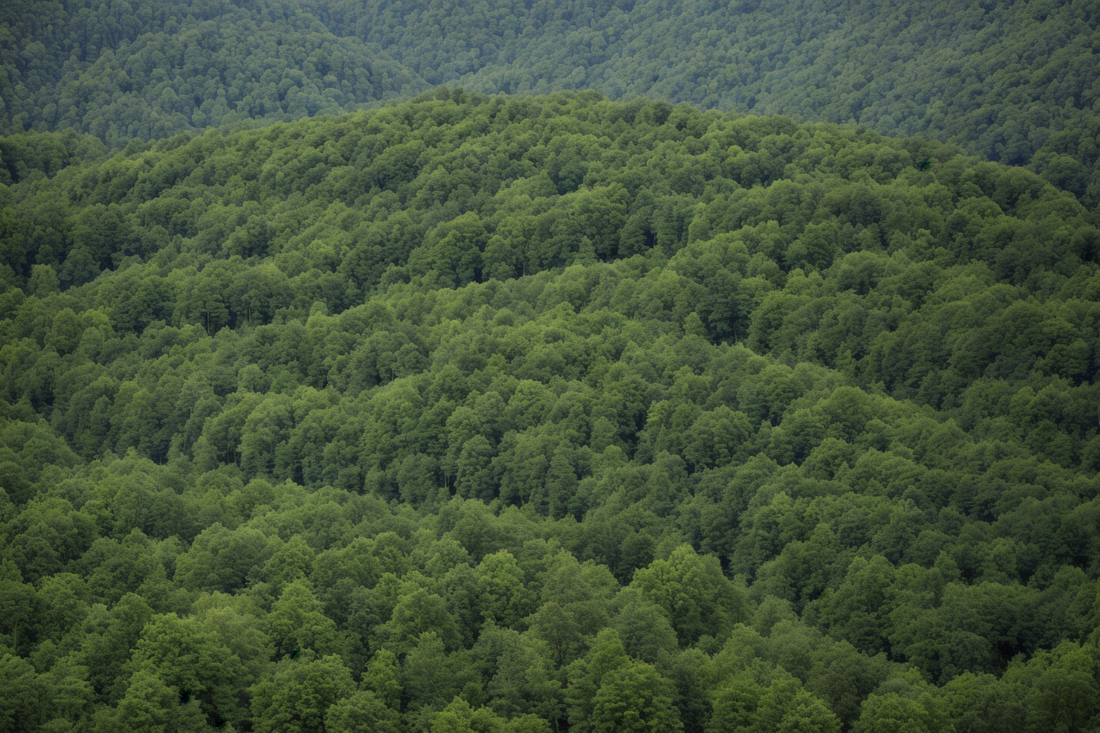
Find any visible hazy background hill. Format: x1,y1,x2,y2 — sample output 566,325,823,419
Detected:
2,0,1099,202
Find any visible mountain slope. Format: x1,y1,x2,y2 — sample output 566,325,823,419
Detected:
2,93,1099,731
2,0,1099,202
0,0,427,145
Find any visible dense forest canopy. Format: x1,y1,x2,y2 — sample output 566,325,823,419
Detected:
2,90,1100,732
2,0,1100,203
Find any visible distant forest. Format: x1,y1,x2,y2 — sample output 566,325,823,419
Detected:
2,0,1099,203
2,90,1099,732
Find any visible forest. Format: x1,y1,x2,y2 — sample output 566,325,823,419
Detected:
1,88,1100,732
2,0,1099,203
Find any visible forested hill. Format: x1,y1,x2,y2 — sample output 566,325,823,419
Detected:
2,91,1100,732
3,0,1100,203
0,0,428,143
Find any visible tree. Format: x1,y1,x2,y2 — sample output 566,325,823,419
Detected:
683,407,752,471
263,535,315,590
589,661,683,733
174,524,271,594
80,593,155,702
190,593,273,706
545,442,579,519
128,612,244,726
611,590,678,664
480,628,562,722
812,555,896,656
39,654,94,730
937,672,1026,733
386,587,461,653
709,673,763,733
852,693,943,733
250,654,355,733
456,435,496,501
403,632,468,712
0,559,37,654
430,696,508,733
630,545,747,645
1023,645,1100,733
114,667,177,733
754,678,841,733
326,690,401,733
268,580,344,659
0,652,48,733
528,601,586,668
566,628,630,733
477,551,535,628
805,640,892,730
663,648,713,733
360,649,402,711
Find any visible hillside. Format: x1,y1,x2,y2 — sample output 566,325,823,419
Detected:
2,0,1099,202
1,91,1099,732
0,0,427,144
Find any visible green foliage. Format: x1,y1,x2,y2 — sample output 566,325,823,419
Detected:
0,651,48,733
0,1,424,149
4,1,1100,203
325,690,401,733
250,654,355,733
2,93,1100,733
